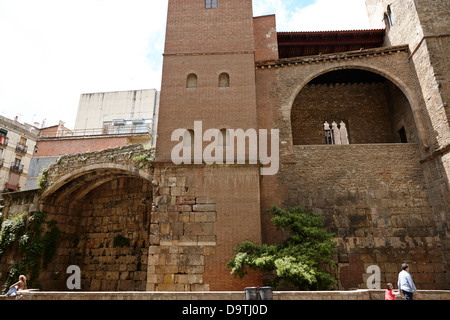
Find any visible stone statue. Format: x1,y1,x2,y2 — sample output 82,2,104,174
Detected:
339,121,349,145
332,121,341,145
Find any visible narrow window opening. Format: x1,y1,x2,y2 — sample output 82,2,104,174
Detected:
398,127,408,143
218,73,230,88
387,5,394,26
186,74,198,89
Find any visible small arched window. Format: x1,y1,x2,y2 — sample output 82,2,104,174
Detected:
186,73,197,89
218,73,230,88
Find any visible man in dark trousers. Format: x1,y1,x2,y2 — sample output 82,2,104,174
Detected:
398,263,418,300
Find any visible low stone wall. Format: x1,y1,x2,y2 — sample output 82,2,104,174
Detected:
6,290,450,300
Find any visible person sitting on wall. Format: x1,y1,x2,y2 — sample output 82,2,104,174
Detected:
4,275,27,296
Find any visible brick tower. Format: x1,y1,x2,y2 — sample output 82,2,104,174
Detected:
155,0,258,162
153,0,263,291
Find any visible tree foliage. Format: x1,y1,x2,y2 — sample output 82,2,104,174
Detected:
226,206,337,290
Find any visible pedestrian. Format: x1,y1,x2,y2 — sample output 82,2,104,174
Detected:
4,275,27,296
385,282,400,300
397,263,418,300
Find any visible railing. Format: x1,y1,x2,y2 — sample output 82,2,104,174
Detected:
39,124,152,139
4,183,20,192
10,164,24,173
0,136,8,147
16,142,28,154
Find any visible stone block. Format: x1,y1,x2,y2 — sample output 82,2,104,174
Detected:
193,204,216,212
175,205,192,212
167,177,177,187
196,197,215,204
176,196,196,205
171,222,184,236
193,212,217,223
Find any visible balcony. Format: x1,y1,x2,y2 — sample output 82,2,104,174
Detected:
16,142,28,154
0,136,8,147
10,164,24,173
4,183,20,192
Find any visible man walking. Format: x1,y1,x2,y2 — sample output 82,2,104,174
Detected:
398,263,418,300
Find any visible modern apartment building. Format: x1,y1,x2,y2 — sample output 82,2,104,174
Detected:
25,89,159,190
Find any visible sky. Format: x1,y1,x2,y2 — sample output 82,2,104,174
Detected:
0,0,371,129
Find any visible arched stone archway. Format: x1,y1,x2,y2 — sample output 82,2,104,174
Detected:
290,68,419,146
36,145,155,291
271,46,430,149
257,46,447,289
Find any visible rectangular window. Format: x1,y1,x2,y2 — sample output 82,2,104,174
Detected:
206,0,217,9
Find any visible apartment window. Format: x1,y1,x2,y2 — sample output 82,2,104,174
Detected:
206,0,217,9
14,157,21,167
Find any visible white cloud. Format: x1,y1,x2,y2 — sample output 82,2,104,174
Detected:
253,0,371,31
0,0,371,129
0,0,168,128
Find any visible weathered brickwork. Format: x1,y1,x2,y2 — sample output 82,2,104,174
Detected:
149,163,263,291
277,144,445,289
257,43,448,288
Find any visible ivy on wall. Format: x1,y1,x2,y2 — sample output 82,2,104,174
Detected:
0,211,60,293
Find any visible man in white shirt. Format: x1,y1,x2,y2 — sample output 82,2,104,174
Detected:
398,263,418,300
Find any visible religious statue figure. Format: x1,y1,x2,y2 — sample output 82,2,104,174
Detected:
324,121,333,144
339,121,349,145
332,121,341,145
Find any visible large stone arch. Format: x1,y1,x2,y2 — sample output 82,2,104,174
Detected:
40,163,153,205
36,145,155,291
274,46,430,149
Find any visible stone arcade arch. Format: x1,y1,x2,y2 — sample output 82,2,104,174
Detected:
290,68,419,146
272,46,430,149
37,145,154,291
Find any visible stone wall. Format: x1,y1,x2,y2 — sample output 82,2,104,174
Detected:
9,289,450,300
266,143,446,289
149,163,263,291
72,177,152,291
366,0,450,282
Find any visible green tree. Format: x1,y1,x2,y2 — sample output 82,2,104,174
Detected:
226,206,337,290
